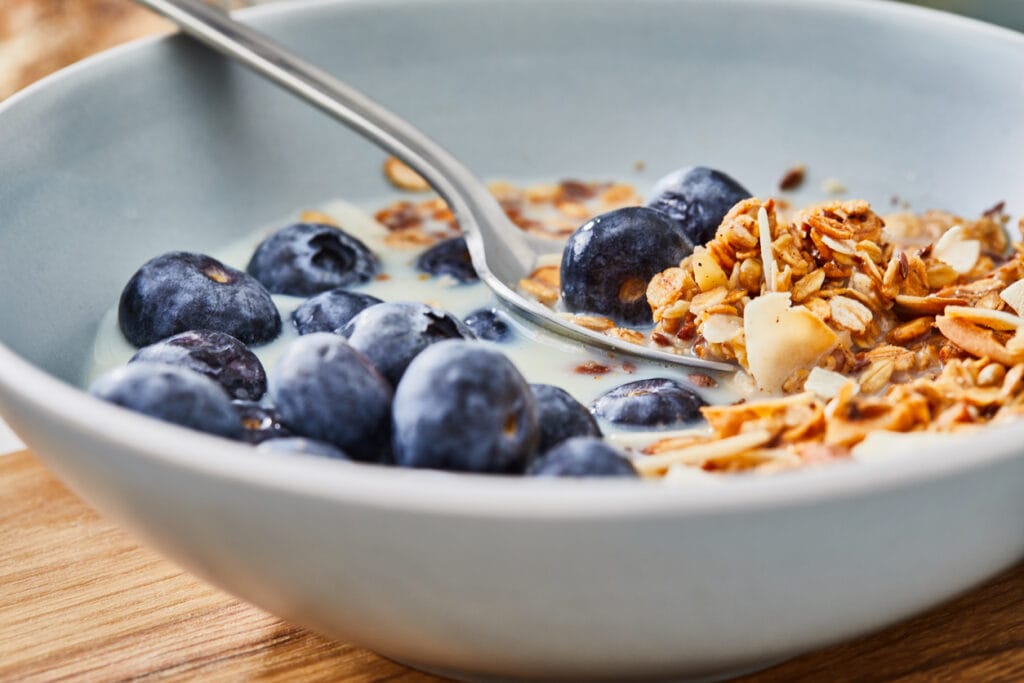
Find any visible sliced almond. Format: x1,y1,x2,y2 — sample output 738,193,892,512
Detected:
944,306,1024,331
932,225,980,274
820,234,857,255
743,292,839,392
757,206,776,292
893,294,968,317
701,314,744,343
633,429,773,475
1000,279,1024,316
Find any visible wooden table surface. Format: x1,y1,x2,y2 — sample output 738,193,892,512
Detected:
1,449,1022,682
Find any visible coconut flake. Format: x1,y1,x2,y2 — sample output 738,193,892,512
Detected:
804,367,857,399
743,292,839,392
932,225,980,274
944,305,1024,331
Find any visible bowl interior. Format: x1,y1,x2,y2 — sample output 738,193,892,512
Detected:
2,0,1023,386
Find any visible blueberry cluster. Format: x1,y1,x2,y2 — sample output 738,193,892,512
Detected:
97,219,713,478
560,166,751,325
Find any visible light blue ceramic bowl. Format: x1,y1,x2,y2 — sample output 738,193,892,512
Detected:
1,1,1023,680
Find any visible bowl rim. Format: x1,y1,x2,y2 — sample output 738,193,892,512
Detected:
2,0,1024,519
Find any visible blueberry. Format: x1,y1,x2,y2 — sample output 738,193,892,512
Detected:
130,329,267,400
560,207,693,326
530,383,601,453
256,436,349,460
392,340,539,473
590,378,706,426
247,222,379,296
528,437,637,478
268,333,392,461
119,252,281,347
232,400,293,444
340,301,476,386
291,288,383,335
90,362,240,438
646,166,751,246
416,236,478,283
463,308,511,342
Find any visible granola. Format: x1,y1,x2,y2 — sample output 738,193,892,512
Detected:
379,160,1022,477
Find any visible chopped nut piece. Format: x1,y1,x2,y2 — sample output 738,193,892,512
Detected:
383,156,431,192
887,317,933,345
692,246,729,292
893,294,967,317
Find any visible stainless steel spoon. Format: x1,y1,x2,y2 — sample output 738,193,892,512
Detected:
135,0,734,373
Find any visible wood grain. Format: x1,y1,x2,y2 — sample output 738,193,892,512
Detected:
0,450,1022,682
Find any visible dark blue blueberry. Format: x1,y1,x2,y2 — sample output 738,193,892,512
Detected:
340,301,475,386
89,362,240,438
528,437,637,478
118,252,281,347
232,400,293,444
268,333,392,462
256,437,349,460
416,236,478,283
392,340,539,473
560,207,693,326
130,329,267,400
247,222,379,296
590,378,706,426
291,288,383,335
463,308,511,342
530,383,601,453
646,166,751,246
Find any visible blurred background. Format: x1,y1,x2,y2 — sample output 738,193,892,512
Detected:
1,0,1023,100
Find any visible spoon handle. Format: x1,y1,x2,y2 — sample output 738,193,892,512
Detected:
135,0,735,374
135,0,535,281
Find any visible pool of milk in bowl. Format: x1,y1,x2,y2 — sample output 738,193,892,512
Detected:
86,197,739,441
